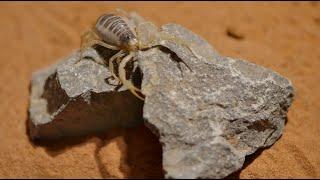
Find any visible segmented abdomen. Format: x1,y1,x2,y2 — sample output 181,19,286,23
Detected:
95,14,136,47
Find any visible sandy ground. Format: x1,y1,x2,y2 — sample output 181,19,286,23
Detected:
0,2,319,178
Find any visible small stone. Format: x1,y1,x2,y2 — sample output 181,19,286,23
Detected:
226,26,245,40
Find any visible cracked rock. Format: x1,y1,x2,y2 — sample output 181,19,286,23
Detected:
28,12,294,179
138,24,294,178
28,47,144,140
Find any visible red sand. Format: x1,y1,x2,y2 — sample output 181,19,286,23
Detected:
0,2,319,178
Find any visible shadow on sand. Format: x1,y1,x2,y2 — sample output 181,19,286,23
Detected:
26,106,286,179
26,112,163,178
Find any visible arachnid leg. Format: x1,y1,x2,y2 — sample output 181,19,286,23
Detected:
118,52,145,101
81,28,120,50
115,8,129,17
105,76,121,87
136,21,159,49
158,32,202,60
83,39,120,51
75,28,120,65
118,52,141,92
108,50,126,80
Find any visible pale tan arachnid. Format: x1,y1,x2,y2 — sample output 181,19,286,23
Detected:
78,10,199,101
79,10,146,100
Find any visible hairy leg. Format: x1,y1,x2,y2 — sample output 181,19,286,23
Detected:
118,52,145,100
108,50,126,79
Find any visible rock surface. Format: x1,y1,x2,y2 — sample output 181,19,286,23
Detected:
29,48,144,140
28,12,294,178
138,24,294,178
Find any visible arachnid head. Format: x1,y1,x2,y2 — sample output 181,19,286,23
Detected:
122,34,139,51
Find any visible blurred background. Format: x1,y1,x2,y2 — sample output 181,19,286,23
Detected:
0,1,319,178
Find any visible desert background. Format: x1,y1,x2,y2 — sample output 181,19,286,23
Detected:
0,1,319,178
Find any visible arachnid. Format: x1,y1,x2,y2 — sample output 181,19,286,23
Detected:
78,10,198,100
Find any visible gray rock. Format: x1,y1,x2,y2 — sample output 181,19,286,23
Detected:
28,47,143,140
28,12,294,179
138,23,294,178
